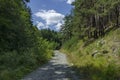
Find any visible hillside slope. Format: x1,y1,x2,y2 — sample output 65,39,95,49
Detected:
61,28,120,80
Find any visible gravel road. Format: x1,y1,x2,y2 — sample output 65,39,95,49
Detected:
22,50,80,80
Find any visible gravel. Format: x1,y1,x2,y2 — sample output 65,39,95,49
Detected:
22,50,80,80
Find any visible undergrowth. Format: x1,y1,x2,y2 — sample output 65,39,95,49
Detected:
61,29,120,80
0,39,54,80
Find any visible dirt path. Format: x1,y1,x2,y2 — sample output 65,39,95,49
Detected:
22,50,80,80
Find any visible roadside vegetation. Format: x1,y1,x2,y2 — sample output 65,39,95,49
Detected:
0,0,120,80
0,0,60,80
60,0,120,80
61,29,120,80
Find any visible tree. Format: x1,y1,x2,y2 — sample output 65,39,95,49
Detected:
61,0,120,41
40,29,62,49
61,14,73,42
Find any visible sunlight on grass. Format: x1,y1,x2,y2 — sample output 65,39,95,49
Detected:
61,29,120,80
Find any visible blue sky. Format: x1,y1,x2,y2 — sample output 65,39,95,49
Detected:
28,0,74,31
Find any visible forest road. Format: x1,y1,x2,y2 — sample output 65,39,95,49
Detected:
22,50,81,80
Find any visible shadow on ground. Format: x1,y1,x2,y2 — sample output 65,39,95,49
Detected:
22,51,81,80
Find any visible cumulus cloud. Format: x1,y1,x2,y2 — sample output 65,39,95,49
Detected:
35,10,64,25
55,23,63,30
36,21,45,29
36,21,49,29
34,9,65,30
36,21,44,27
67,0,75,4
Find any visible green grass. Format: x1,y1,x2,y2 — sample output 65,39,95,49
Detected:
61,29,120,80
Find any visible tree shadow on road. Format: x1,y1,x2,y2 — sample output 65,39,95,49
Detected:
22,54,80,80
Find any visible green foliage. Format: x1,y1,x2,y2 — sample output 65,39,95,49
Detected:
61,1,120,79
0,39,53,80
60,0,120,80
62,36,79,51
61,0,120,41
40,29,62,49
60,14,73,42
0,0,54,80
61,29,120,80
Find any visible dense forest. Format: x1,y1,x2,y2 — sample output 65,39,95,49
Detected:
0,0,60,80
0,0,120,80
40,29,62,50
61,0,120,41
61,0,120,80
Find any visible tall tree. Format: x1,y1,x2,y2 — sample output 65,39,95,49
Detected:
61,0,120,41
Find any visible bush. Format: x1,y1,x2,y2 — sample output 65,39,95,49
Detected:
0,38,54,80
62,36,79,50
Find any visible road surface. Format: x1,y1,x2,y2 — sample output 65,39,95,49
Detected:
22,50,80,80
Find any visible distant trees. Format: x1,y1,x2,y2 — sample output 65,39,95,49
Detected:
61,0,120,41
40,29,62,49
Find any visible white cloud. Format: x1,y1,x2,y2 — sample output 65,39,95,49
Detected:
36,21,44,27
36,21,48,29
34,9,65,30
55,23,62,30
67,0,75,4
35,10,64,25
54,0,74,4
